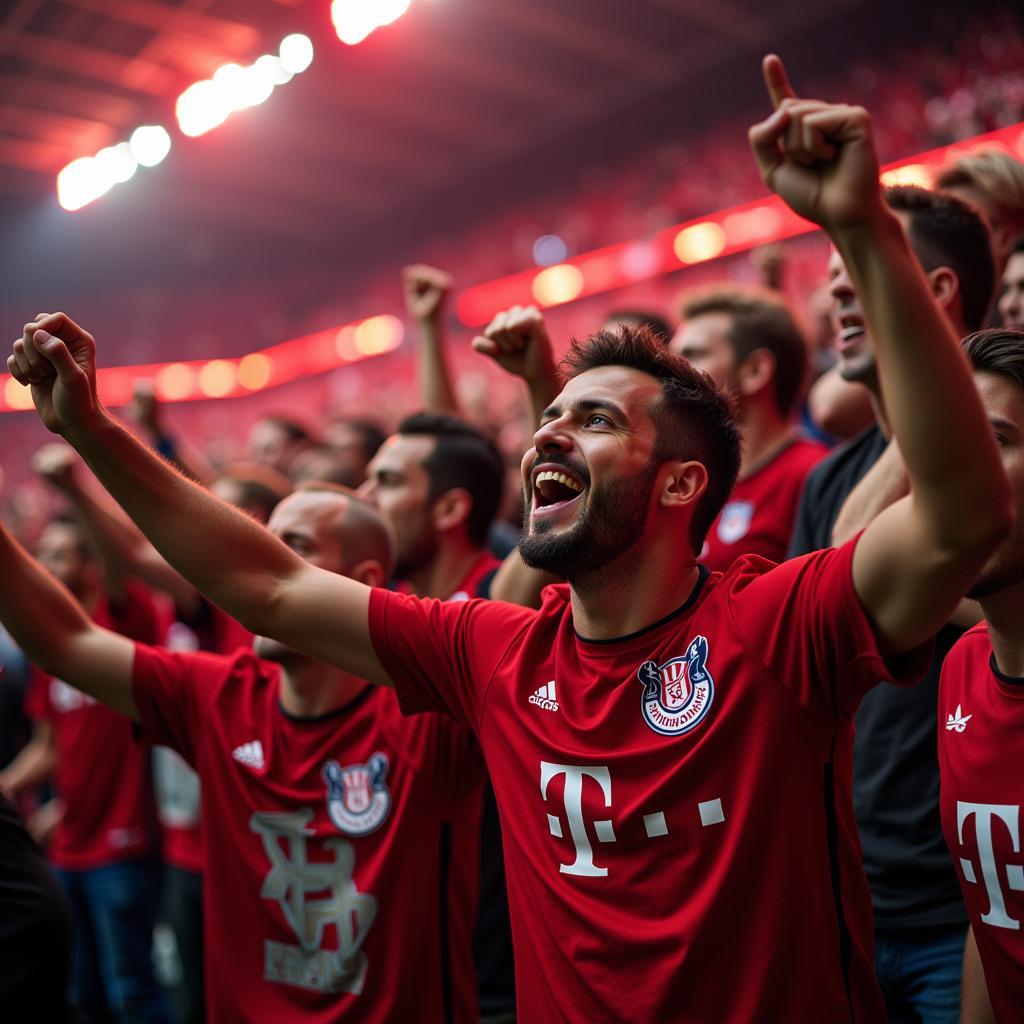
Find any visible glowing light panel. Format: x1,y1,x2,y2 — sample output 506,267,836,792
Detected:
331,0,412,46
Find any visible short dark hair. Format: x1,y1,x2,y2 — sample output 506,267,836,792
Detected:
1010,236,1024,260
603,309,672,344
562,324,740,551
43,513,93,560
339,419,387,462
885,186,996,332
962,327,1024,390
678,286,809,417
258,415,311,445
216,463,292,521
396,412,504,546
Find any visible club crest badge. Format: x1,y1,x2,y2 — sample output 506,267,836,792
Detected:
323,753,391,836
637,636,714,736
716,500,754,544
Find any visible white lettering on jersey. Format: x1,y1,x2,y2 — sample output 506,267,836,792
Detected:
529,681,559,712
957,801,1024,931
250,808,377,993
540,762,616,877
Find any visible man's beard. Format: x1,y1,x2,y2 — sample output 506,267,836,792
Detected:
518,459,658,582
967,543,1024,600
394,521,439,580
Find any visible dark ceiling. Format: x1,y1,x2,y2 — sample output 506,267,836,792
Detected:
0,0,970,307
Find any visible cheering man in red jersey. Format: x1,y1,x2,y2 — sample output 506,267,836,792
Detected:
7,57,1015,1021
931,329,1024,1023
0,486,483,1023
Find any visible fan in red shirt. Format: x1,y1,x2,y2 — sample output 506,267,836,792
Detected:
671,286,826,571
0,486,484,1024
0,516,170,1023
8,58,1015,1022
29,441,291,1024
933,328,1024,1023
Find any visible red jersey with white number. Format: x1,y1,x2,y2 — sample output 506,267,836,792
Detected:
938,624,1024,1023
702,437,826,572
25,582,162,871
132,645,483,1024
369,538,931,1023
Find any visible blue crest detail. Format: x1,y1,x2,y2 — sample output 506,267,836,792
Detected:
323,752,391,836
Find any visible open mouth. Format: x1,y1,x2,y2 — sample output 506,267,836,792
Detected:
836,316,866,353
532,467,585,519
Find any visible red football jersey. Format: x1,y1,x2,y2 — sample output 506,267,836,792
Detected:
447,551,501,602
369,538,931,1023
157,601,252,875
132,645,483,1023
938,624,1024,1023
25,582,162,871
701,437,826,572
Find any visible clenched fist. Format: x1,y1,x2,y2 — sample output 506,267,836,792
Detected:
7,312,100,437
471,305,557,386
748,55,883,232
402,264,452,323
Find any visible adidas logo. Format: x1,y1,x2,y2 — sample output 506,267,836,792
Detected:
529,680,559,712
945,705,972,733
232,740,265,770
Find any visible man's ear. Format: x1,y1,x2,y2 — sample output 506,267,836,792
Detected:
659,460,708,511
431,488,473,534
736,348,777,399
927,266,962,321
348,559,386,588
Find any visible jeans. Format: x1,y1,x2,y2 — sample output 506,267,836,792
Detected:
874,923,968,1024
55,858,173,1024
163,865,205,1024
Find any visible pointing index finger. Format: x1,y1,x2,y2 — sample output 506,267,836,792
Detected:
762,54,796,109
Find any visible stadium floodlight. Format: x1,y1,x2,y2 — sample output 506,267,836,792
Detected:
177,41,311,138
176,79,232,137
57,156,114,211
128,126,171,168
331,0,412,46
94,143,138,185
279,33,314,74
255,54,293,87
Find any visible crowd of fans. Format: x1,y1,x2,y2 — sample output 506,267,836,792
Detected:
2,9,1021,491
3,16,1024,1024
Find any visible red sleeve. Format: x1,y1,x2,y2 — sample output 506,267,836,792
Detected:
131,644,227,767
109,579,165,646
23,669,51,723
368,589,536,732
726,535,933,720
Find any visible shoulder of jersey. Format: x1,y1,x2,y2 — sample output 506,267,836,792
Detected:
539,583,572,611
961,621,991,643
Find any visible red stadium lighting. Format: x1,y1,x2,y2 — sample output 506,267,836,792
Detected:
331,0,412,46
11,120,1024,412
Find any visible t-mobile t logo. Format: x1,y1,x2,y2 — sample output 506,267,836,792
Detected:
957,801,1024,931
540,762,616,877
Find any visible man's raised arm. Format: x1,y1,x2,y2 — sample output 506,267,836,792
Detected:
751,55,1013,653
6,314,390,686
0,521,135,716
